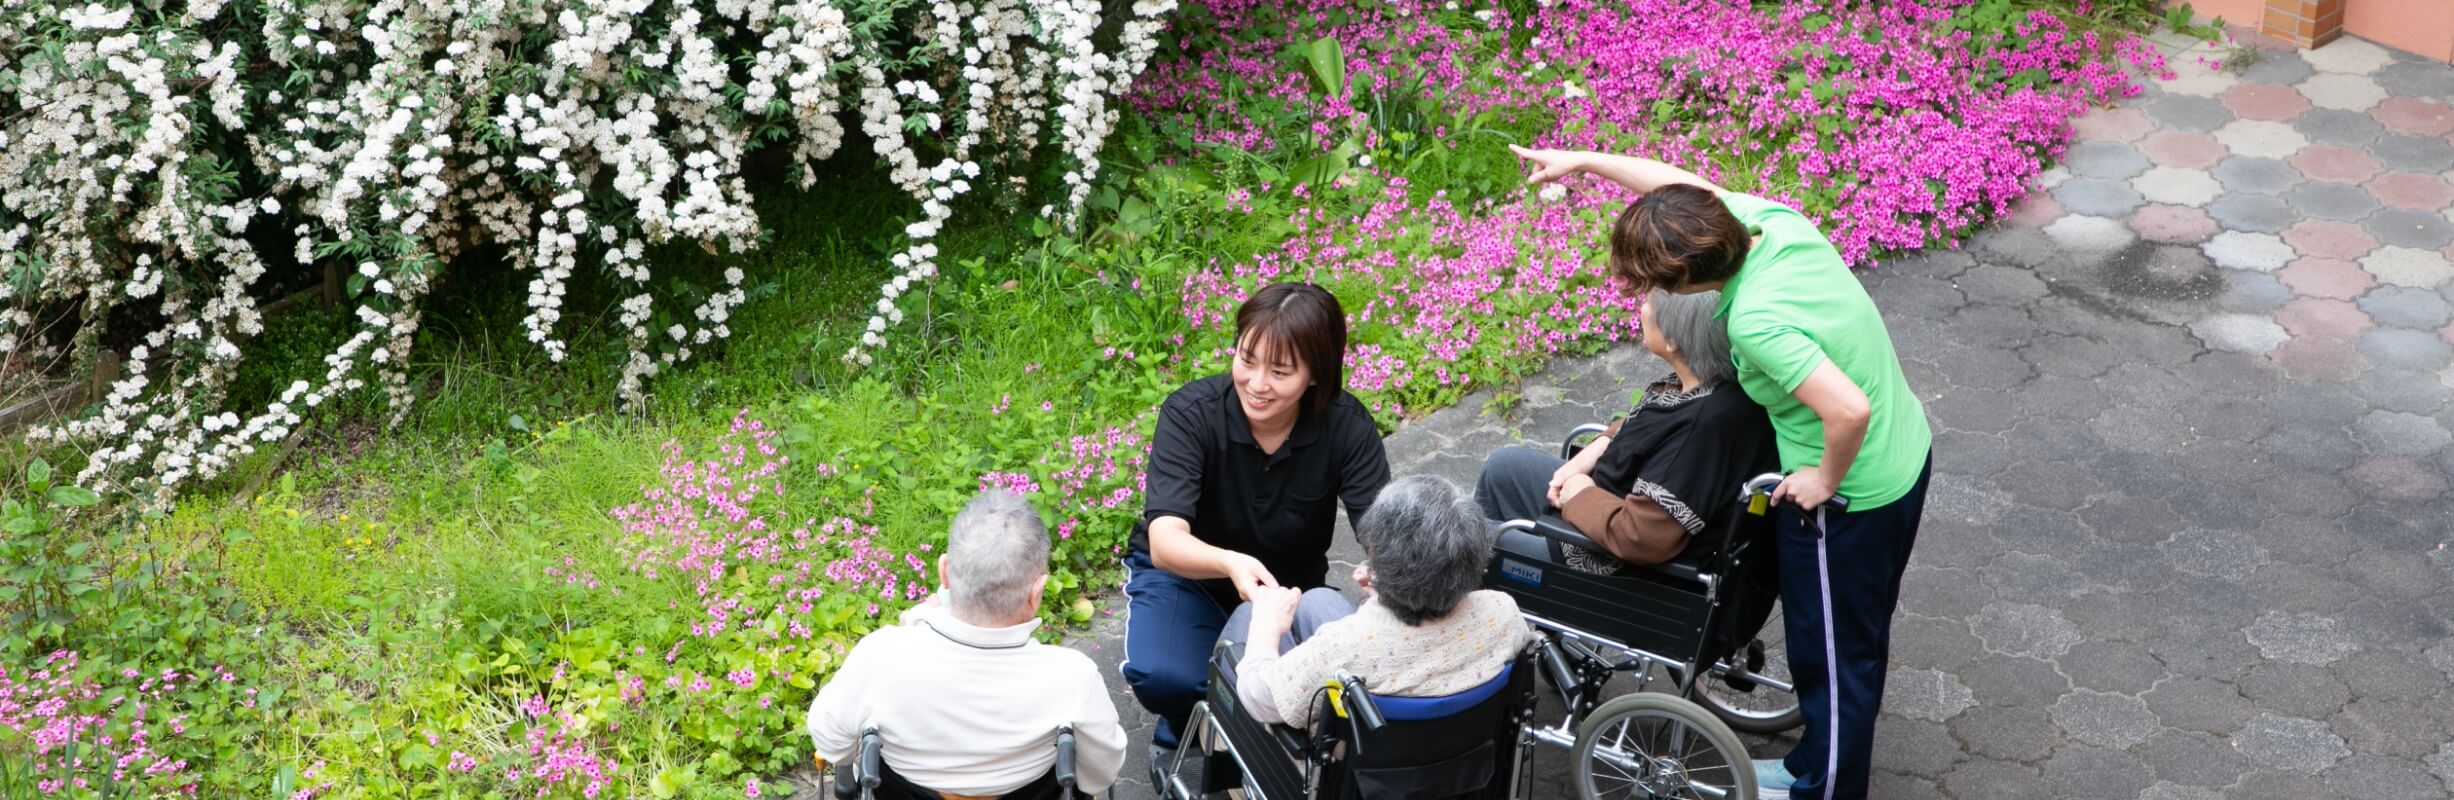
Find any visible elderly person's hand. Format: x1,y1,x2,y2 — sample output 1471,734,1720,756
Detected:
1246,585,1303,648
1551,473,1598,506
1350,562,1374,598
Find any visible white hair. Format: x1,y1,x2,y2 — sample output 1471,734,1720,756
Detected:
944,490,1050,622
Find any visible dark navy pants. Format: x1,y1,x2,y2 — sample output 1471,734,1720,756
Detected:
1118,550,1230,750
1776,455,1931,800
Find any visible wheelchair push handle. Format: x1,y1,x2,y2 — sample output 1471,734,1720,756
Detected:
857,729,884,790
1053,725,1078,790
1741,472,1848,514
1334,671,1388,732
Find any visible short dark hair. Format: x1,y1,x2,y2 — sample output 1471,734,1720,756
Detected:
1233,282,1346,414
1608,184,1752,293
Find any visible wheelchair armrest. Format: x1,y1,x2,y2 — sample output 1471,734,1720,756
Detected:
1053,725,1077,790
1560,423,1611,460
833,728,883,800
1497,516,1607,554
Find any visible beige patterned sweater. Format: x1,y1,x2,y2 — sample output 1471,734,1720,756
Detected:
1237,591,1534,729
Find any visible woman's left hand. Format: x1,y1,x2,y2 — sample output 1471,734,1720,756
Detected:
1772,466,1837,510
1552,473,1598,506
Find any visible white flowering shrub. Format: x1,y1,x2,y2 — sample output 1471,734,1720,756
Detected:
1,0,1176,505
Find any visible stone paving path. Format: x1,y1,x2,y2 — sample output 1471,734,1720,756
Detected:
1078,33,2454,800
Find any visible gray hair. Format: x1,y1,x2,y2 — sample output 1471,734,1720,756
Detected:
1646,288,1734,386
1358,475,1493,626
944,490,1050,621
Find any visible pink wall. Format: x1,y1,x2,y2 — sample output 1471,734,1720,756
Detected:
2345,0,2454,62
2188,0,2271,35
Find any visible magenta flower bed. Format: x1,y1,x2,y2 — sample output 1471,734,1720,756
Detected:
1139,0,2165,263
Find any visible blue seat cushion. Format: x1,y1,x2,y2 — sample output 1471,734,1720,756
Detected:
1373,663,1513,722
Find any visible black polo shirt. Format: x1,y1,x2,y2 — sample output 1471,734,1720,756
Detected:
1130,374,1391,608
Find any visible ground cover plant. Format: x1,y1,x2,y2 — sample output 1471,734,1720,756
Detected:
2,0,2188,796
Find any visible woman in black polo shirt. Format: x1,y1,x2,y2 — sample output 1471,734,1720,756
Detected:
1122,281,1391,769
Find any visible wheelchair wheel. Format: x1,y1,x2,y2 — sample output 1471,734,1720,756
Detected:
1690,599,1803,735
1571,693,1756,800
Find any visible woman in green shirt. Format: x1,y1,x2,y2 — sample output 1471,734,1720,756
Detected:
1514,145,1934,800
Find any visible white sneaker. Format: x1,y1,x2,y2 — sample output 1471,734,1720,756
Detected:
1753,758,1796,800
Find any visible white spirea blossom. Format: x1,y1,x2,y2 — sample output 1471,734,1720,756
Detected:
5,0,1173,507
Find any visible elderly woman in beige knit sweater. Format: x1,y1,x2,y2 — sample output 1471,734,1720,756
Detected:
1221,475,1534,728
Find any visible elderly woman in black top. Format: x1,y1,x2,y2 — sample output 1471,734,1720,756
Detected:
1475,288,1779,571
1123,282,1392,773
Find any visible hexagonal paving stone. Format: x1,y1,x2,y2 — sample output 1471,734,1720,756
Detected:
2294,108,2389,146
2368,133,2454,173
2347,454,2453,500
2002,192,2062,227
2322,754,2446,800
2043,213,2135,254
2156,62,2243,97
2220,83,2313,121
2359,286,2454,330
2353,410,2454,456
2222,269,2298,314
2190,313,2291,354
2366,171,2454,211
2357,327,2454,370
2142,93,2238,132
2299,73,2389,112
2374,60,2454,100
2139,131,2230,169
2366,208,2454,249
2048,689,2161,749
2053,178,2147,217
2212,119,2312,159
2203,231,2297,271
2276,297,2377,339
2362,246,2454,288
2245,611,2363,668
2302,37,2396,76
2373,97,2454,137
2286,144,2383,183
2272,335,2364,382
2241,51,2320,86
2031,164,2073,191
2281,220,2380,261
2278,257,2378,299
2133,166,2226,206
2065,140,2152,180
2285,181,2383,221
2211,156,2304,194
2072,106,2155,142
2207,193,2298,232
2130,204,2219,243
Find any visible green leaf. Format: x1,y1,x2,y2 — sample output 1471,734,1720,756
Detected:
25,459,49,486
508,414,528,433
1303,36,1347,100
46,486,100,507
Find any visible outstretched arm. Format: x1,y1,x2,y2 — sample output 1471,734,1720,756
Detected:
1511,146,1726,195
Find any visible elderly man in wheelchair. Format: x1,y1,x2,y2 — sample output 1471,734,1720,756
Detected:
1156,476,1539,800
809,491,1127,800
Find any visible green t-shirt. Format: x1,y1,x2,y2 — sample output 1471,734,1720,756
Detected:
1713,192,1932,508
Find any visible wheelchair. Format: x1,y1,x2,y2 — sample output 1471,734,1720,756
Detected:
1482,423,1822,800
831,725,1087,800
1155,639,1544,800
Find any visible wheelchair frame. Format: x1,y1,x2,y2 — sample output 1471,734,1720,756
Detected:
830,725,1084,800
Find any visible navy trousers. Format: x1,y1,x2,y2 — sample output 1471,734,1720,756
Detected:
1119,550,1230,750
1776,455,1931,800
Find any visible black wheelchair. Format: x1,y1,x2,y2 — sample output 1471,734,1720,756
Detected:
831,726,1087,800
1482,423,1818,799
1155,639,1543,800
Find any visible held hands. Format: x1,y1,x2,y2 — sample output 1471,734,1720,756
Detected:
1771,466,1838,510
1545,458,1595,507
1550,473,1598,507
1248,585,1302,636
1510,145,1588,184
1351,562,1375,598
1224,553,1281,602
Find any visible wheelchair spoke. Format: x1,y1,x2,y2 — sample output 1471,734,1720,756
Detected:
1573,694,1750,800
